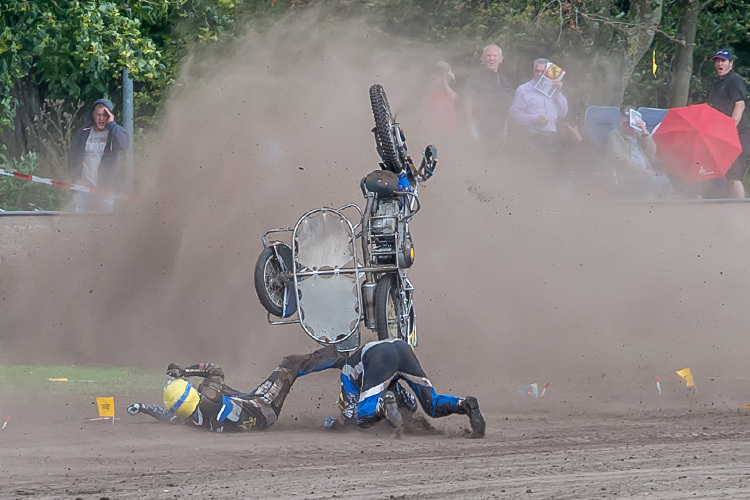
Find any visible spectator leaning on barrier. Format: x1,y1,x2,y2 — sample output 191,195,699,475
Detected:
461,44,513,145
707,49,750,199
606,109,673,200
67,98,130,212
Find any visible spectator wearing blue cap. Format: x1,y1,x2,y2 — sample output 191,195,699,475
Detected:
707,49,749,198
67,98,130,211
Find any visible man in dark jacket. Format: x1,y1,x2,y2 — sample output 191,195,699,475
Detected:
126,345,345,432
462,44,514,146
67,98,130,211
707,49,750,198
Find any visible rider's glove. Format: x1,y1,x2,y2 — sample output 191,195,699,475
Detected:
127,403,142,415
166,363,183,378
324,415,346,430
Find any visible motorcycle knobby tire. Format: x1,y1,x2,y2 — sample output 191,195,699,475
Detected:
375,273,406,341
370,84,405,173
254,244,297,318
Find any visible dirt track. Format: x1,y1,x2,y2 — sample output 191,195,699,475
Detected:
4,20,750,500
4,392,750,499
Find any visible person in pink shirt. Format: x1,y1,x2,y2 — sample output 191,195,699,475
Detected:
509,58,569,135
421,61,459,138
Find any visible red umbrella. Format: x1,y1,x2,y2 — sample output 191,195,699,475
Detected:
652,103,741,183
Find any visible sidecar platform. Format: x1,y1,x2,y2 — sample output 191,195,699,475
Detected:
293,208,361,352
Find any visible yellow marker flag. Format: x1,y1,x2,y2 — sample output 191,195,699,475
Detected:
652,48,657,78
96,397,115,418
676,368,695,387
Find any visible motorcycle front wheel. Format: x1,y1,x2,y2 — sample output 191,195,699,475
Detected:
374,273,413,342
254,244,297,318
369,84,406,173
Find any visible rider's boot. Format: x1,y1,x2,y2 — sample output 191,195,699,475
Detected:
380,391,403,430
461,396,485,439
390,381,417,413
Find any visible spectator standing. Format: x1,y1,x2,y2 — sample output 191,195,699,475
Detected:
67,98,130,212
509,58,569,136
506,58,570,191
606,109,673,200
462,45,513,145
707,49,750,198
420,61,459,138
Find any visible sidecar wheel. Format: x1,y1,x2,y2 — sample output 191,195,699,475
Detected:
254,245,296,318
375,274,402,341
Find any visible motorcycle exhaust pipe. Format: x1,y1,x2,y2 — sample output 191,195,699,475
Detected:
362,281,377,329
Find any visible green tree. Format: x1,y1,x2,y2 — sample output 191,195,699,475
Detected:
0,0,251,167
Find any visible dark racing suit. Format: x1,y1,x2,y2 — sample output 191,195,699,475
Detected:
138,345,345,432
339,339,469,426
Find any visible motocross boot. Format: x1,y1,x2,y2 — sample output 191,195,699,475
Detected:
391,381,417,413
461,396,485,438
380,391,403,429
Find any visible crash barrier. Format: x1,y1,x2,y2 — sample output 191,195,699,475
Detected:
0,211,119,264
0,167,132,201
1,201,748,261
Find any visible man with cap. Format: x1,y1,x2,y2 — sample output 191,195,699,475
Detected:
126,345,345,432
67,98,130,211
707,49,750,198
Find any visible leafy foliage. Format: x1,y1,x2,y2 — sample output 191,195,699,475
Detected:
624,0,750,107
0,0,749,207
0,0,256,141
0,152,68,211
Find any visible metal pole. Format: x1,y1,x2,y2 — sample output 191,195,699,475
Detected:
122,67,134,195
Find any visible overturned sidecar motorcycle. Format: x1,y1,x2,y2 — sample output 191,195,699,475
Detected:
254,84,437,351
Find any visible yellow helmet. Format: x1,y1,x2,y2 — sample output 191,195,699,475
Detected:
163,378,200,418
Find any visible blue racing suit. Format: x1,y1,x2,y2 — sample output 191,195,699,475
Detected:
339,339,467,426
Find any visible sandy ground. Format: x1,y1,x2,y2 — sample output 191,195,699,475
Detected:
4,390,750,499
4,16,750,499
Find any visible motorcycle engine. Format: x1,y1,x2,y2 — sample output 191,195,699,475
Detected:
370,200,414,268
371,200,398,236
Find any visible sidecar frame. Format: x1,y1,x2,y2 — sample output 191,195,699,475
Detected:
260,203,401,352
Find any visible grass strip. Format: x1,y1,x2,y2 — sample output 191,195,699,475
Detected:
0,364,165,396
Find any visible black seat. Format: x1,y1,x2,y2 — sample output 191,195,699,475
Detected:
363,170,400,198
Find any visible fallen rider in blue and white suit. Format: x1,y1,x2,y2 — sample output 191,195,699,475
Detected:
329,339,486,438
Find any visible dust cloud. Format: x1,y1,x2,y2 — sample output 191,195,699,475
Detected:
2,11,750,413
